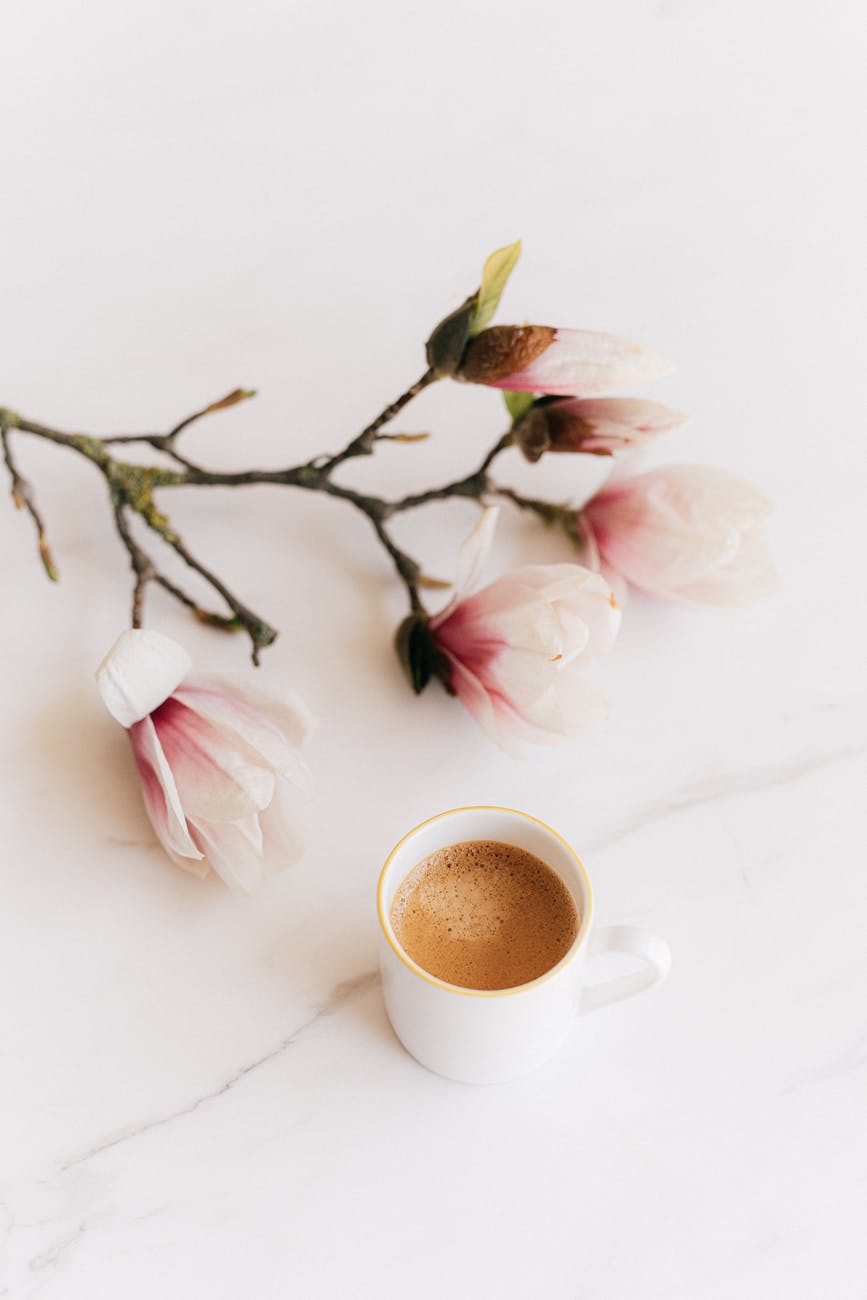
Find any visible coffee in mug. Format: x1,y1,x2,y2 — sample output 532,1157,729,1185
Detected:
378,807,671,1083
389,838,579,990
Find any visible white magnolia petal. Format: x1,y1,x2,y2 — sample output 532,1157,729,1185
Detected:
446,506,500,613
565,397,689,445
193,676,318,749
672,534,779,606
599,562,630,611
154,702,275,823
558,579,621,659
259,782,305,875
96,629,191,727
175,680,314,798
191,819,265,897
487,652,567,732
129,716,202,860
496,329,676,396
445,592,565,660
445,653,518,753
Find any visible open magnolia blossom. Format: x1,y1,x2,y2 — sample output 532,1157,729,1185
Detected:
96,629,315,894
426,509,621,753
580,465,778,607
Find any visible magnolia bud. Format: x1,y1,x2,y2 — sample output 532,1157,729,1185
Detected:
514,400,597,463
515,397,689,462
458,325,556,386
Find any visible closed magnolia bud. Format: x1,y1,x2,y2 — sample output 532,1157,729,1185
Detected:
581,466,778,607
515,397,689,462
458,326,674,397
458,325,557,387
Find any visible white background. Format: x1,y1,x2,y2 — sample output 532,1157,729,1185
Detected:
2,2,866,1297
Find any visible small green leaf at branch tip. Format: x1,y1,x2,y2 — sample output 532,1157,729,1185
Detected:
418,573,452,591
470,240,522,338
503,390,535,423
40,544,59,582
387,432,431,444
205,388,258,416
194,609,245,631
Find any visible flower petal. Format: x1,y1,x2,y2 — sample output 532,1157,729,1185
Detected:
96,629,191,728
200,678,318,749
258,782,305,874
586,466,774,596
190,819,265,897
129,716,203,863
671,533,779,606
153,699,275,824
175,678,314,797
430,506,499,629
492,329,676,396
565,397,688,450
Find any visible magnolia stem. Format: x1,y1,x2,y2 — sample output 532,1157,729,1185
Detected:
112,503,154,627
0,380,520,661
155,529,277,665
112,502,244,637
318,369,436,474
1,422,59,581
490,483,566,524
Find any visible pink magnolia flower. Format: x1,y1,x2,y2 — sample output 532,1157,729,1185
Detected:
429,509,621,752
96,630,315,895
581,465,778,607
515,397,688,462
458,325,675,397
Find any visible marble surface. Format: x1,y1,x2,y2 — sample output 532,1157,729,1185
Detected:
2,2,866,1296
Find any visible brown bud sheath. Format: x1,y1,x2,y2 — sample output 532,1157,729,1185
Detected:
458,325,556,385
515,401,611,463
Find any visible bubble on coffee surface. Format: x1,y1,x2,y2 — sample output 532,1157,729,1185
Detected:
389,839,579,990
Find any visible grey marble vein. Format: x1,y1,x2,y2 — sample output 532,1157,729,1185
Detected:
588,741,866,853
781,1030,867,1096
27,1221,88,1275
57,969,379,1175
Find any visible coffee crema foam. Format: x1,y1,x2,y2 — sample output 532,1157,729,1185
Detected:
389,839,579,991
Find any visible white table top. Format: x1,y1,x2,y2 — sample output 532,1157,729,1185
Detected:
2,2,865,1296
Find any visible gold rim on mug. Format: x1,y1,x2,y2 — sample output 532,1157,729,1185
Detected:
376,805,595,999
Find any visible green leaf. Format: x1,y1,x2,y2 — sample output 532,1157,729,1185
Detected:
470,240,522,337
503,390,535,423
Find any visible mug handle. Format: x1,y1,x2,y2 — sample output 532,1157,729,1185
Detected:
577,925,671,1016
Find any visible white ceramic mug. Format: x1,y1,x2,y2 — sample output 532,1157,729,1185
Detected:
377,806,671,1084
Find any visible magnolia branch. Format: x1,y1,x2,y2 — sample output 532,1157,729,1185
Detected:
0,384,521,662
0,419,59,581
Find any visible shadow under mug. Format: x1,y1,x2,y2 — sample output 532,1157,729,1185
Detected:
377,806,671,1084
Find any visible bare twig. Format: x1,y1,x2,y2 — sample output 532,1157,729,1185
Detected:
112,502,154,626
490,483,571,526
150,529,277,665
318,369,437,474
103,388,257,452
0,374,513,661
112,501,246,634
1,422,59,580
